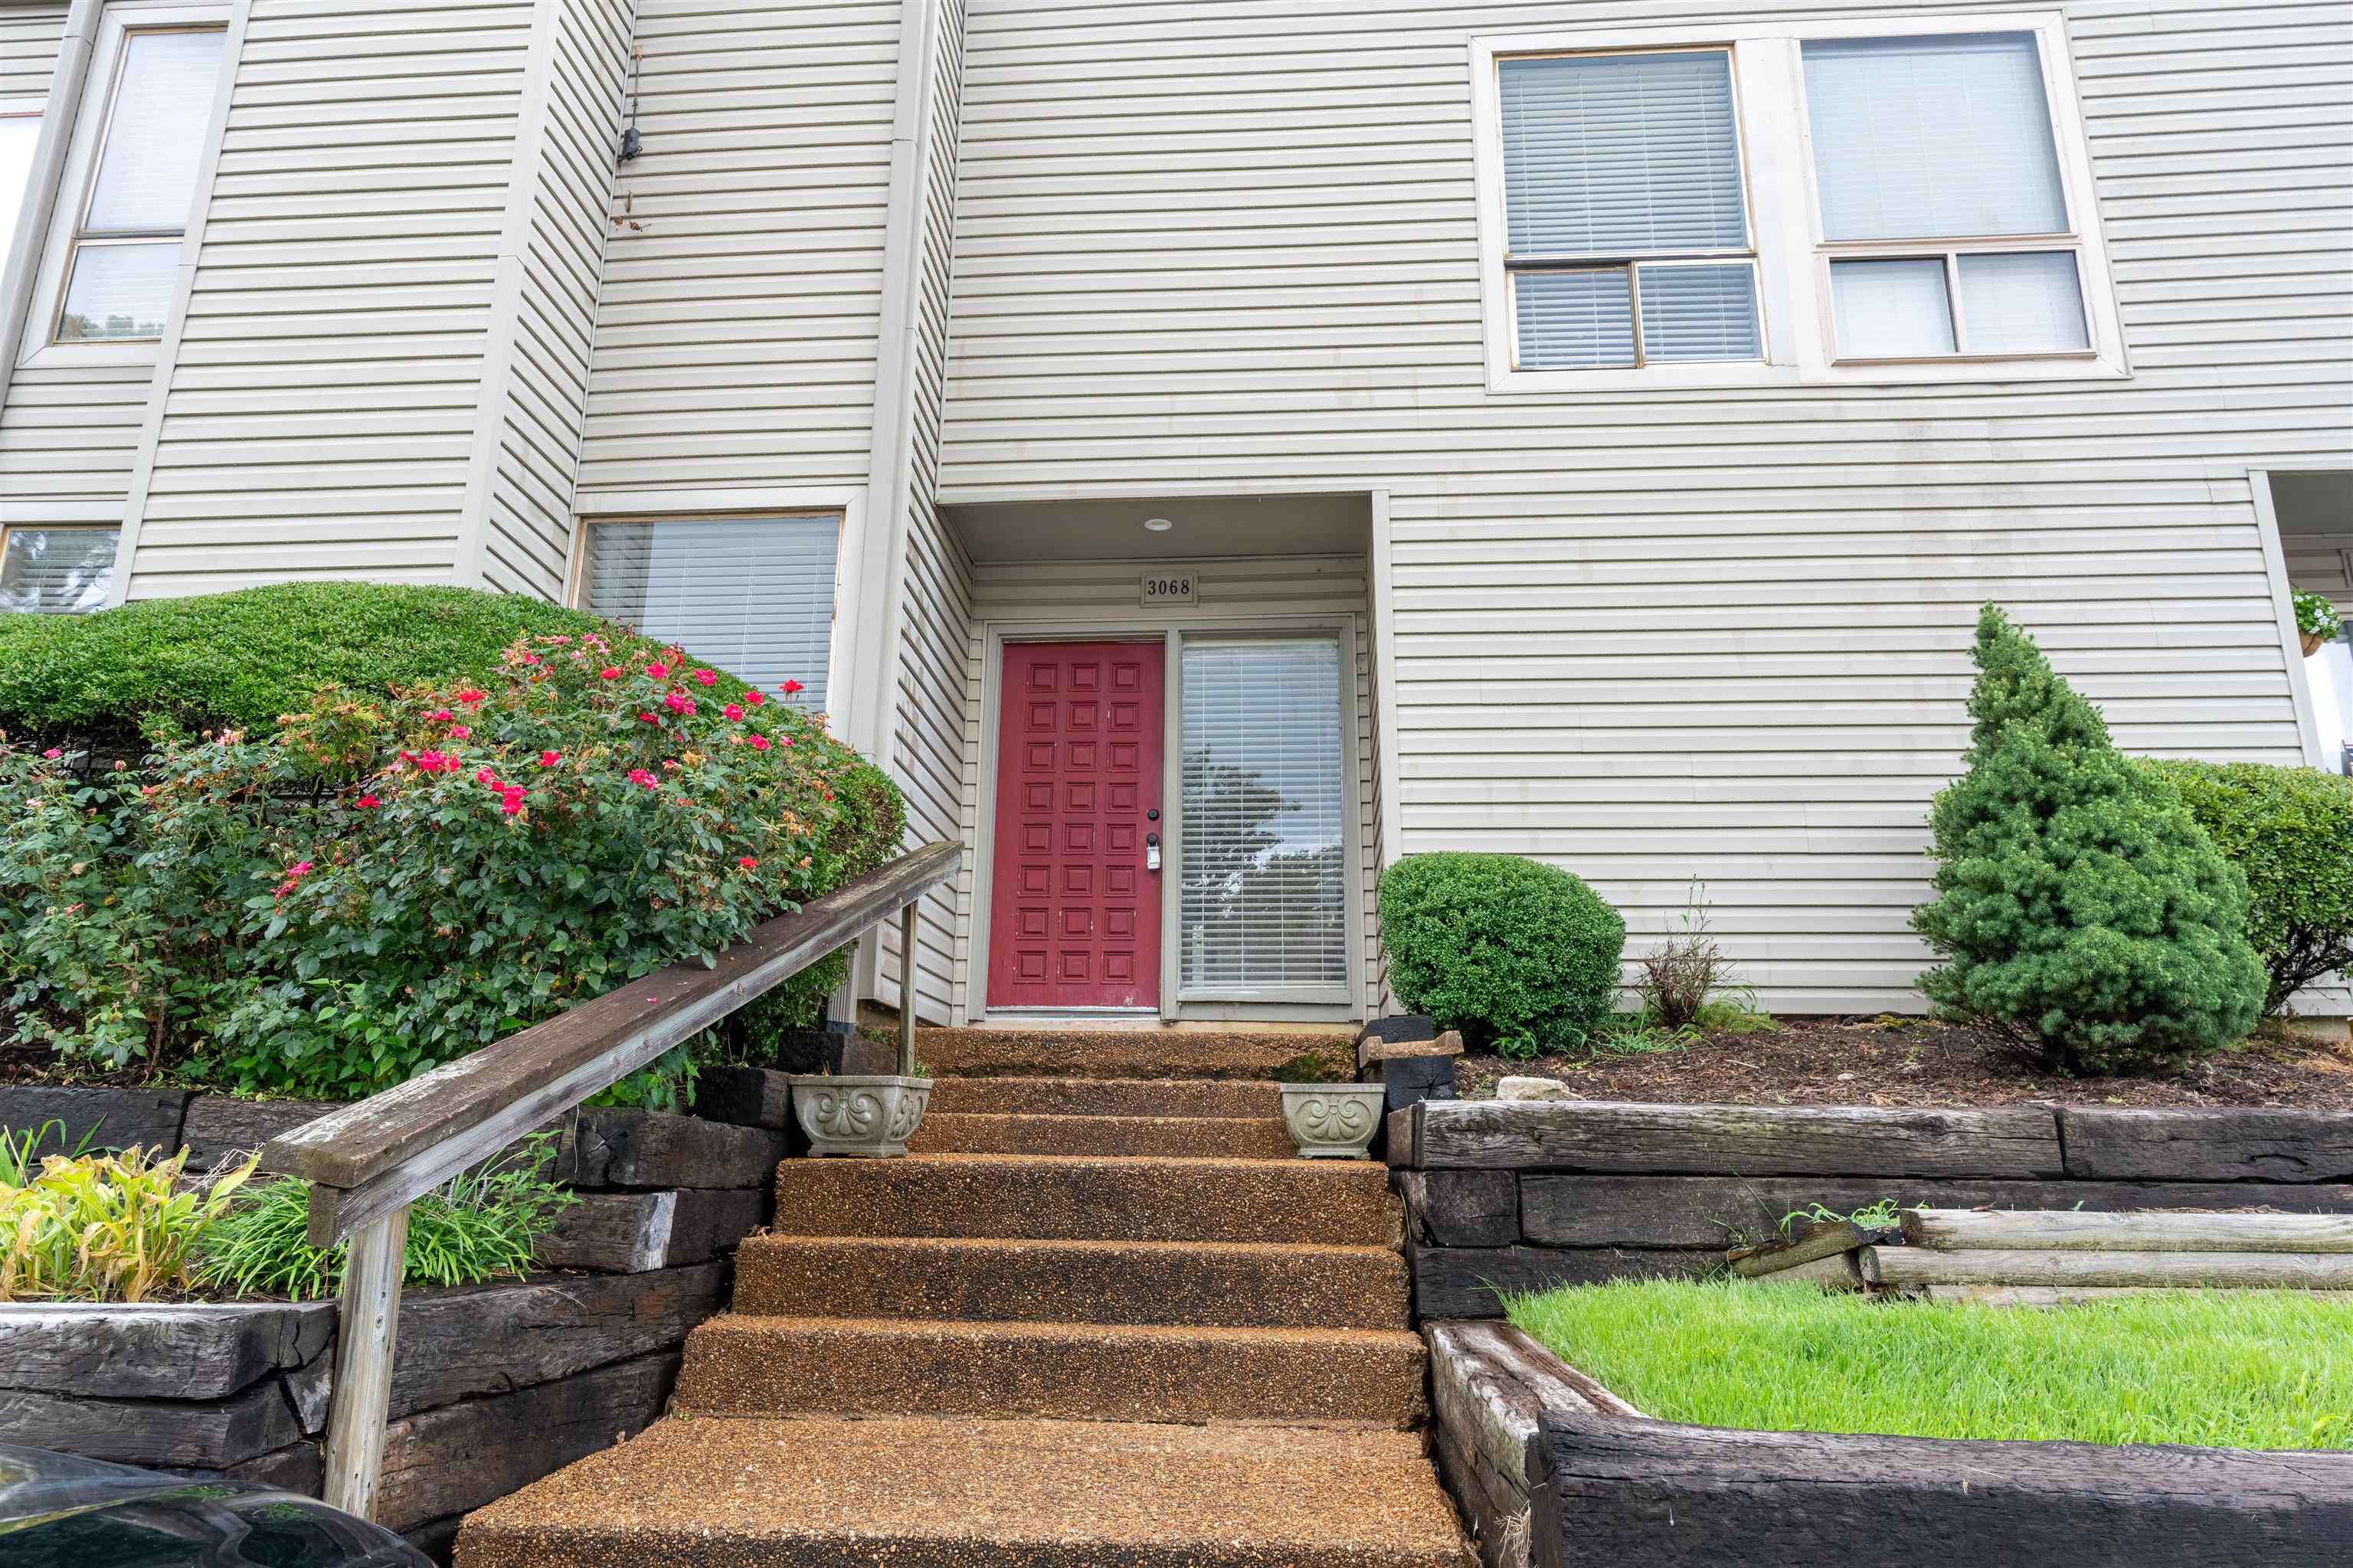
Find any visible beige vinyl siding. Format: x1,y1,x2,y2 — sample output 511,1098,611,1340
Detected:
891,0,974,1024
478,0,631,597
126,0,533,595
0,2,136,530
940,0,2345,1014
955,555,1381,1020
572,0,900,499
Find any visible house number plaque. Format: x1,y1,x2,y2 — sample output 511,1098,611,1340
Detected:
1140,571,1197,608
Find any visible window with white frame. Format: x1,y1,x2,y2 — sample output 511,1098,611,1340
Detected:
48,18,225,345
1499,49,1762,370
1473,13,2124,389
581,516,842,711
0,525,118,614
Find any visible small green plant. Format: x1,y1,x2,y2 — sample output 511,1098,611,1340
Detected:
1,1144,258,1303
1585,1012,1695,1058
1779,1198,1922,1235
0,1118,96,1185
2295,591,2345,644
1274,1048,1347,1083
1912,606,2266,1075
198,1134,576,1301
1379,853,1626,1059
1637,880,1728,1031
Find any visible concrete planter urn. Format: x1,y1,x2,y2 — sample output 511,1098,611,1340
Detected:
787,1074,932,1157
1279,1083,1388,1159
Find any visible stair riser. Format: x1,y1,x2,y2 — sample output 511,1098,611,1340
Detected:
774,1159,1401,1246
734,1240,1411,1330
908,1113,1297,1160
919,1029,1353,1081
926,1078,1284,1118
676,1322,1427,1427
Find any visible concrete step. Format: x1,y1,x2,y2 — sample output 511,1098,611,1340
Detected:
908,1111,1296,1160
457,1414,1475,1568
918,1026,1354,1080
675,1314,1429,1427
731,1233,1412,1330
926,1075,1284,1118
773,1153,1399,1245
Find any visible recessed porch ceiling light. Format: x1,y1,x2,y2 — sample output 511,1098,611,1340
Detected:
1143,517,1175,532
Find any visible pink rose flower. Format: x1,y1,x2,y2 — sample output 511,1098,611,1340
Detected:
745,690,766,706
738,856,758,870
645,663,669,679
628,768,659,790
538,751,561,768
355,794,382,809
722,703,744,722
664,692,695,715
781,679,804,695
456,689,487,706
600,667,622,681
748,735,771,751
694,669,718,686
476,768,498,784
449,725,471,740
41,748,61,759
427,710,453,722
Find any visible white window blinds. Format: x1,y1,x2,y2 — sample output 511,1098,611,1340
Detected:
0,528,116,614
1180,639,1350,996
1500,51,1748,254
1803,34,2067,241
57,25,224,343
1498,50,1761,370
584,516,839,710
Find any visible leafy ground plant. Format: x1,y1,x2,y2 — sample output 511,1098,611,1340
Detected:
1,1144,257,1303
1779,1199,1923,1234
1507,1277,2351,1449
199,1136,577,1301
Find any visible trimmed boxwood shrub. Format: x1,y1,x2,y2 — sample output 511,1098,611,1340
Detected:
0,617,902,1108
1913,607,2266,1075
2144,758,2353,1016
0,582,613,746
1379,853,1625,1059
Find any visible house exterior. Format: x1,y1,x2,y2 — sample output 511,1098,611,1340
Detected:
2,0,2348,1027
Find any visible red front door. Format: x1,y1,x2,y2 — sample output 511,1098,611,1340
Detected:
987,640,1164,1010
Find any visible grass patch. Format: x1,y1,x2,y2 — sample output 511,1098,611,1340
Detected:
1507,1278,2352,1449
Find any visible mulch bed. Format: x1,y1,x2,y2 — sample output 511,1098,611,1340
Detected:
1454,1018,2353,1110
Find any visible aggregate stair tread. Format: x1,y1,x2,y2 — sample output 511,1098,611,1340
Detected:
908,1111,1297,1160
676,1314,1429,1427
926,1075,1284,1118
773,1151,1401,1244
455,1414,1474,1568
918,1027,1353,1080
732,1232,1412,1330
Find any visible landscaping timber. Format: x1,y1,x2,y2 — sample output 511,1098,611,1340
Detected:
687,1066,795,1130
1529,1408,2353,1568
0,1084,190,1155
1755,1251,1866,1289
1409,1245,1717,1318
385,1265,726,1419
1730,1221,1864,1278
1398,1170,1520,1248
374,1350,681,1533
1900,1208,2353,1253
568,1108,790,1190
0,1378,303,1470
1517,1174,2353,1249
533,1188,764,1273
0,1302,332,1400
181,1096,341,1167
1859,1246,2353,1290
2057,1107,2353,1183
1399,1101,2063,1178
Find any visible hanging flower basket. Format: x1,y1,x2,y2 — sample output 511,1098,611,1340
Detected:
2306,630,2332,659
2293,591,2343,659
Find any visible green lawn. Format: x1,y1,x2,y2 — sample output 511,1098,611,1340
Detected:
1506,1278,2351,1449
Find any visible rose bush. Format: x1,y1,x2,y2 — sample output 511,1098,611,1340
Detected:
0,627,901,1107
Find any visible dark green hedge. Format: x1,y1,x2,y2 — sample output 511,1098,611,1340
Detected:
0,582,611,745
2144,758,2353,1016
1378,852,1625,1058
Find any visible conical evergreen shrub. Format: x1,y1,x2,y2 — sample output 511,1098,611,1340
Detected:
1911,606,2266,1075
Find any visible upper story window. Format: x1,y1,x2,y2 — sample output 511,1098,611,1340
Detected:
1499,50,1760,370
1471,13,2126,391
56,24,224,342
16,5,227,370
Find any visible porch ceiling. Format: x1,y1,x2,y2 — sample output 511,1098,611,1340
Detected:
944,493,1372,564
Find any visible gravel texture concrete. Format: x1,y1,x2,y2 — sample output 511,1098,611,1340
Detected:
457,1415,1475,1568
676,1314,1428,1426
918,1028,1354,1079
772,1153,1401,1244
909,1112,1298,1160
733,1233,1412,1329
927,1078,1286,1118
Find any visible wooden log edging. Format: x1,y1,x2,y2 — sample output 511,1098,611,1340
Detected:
1528,1409,2353,1568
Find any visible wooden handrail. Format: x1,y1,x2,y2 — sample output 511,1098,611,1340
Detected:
257,839,961,1521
